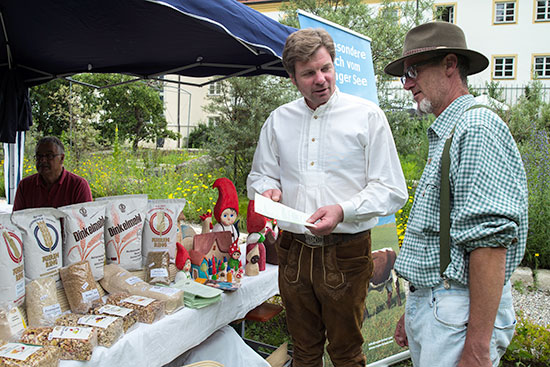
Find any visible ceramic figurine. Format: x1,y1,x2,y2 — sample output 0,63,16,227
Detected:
245,200,267,275
175,242,192,282
189,231,232,279
227,242,244,282
212,178,240,246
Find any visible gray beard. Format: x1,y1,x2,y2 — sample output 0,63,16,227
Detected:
418,98,433,115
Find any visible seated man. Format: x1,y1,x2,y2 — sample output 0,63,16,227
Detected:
13,136,92,211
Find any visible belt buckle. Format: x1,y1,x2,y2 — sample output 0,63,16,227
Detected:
304,233,323,246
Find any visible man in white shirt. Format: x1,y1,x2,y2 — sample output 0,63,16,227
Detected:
247,28,407,367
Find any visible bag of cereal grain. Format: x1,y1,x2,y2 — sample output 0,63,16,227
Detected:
11,208,65,286
96,195,147,271
142,199,186,262
59,201,106,281
0,214,25,307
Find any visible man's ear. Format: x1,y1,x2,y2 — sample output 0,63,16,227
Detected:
445,54,459,76
60,154,65,164
290,75,297,86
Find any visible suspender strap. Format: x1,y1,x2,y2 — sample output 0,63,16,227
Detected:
440,130,453,277
439,103,492,277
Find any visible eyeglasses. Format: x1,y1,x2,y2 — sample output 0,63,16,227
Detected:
35,153,62,161
400,58,442,85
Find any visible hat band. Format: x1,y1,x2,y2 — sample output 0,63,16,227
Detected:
403,46,445,57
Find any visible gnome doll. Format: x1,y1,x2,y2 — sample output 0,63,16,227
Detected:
212,178,240,247
175,242,192,282
228,242,243,282
245,200,267,276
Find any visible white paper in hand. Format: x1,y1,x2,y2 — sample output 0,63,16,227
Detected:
254,193,316,228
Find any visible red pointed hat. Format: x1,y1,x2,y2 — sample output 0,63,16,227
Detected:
213,177,239,222
246,200,266,233
175,242,190,270
229,242,240,256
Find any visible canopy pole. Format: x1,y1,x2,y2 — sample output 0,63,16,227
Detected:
0,10,13,69
3,131,25,205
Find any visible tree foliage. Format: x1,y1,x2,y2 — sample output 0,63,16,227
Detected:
30,74,177,152
501,81,550,144
203,76,300,192
30,79,102,162
75,74,177,150
187,122,214,149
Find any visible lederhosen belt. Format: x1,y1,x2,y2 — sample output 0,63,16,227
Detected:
288,230,370,247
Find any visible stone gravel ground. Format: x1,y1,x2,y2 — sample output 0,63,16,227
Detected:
510,267,550,327
512,286,550,327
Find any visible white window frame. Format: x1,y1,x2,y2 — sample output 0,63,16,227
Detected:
534,0,550,22
494,1,517,24
533,54,550,79
379,6,401,21
208,82,222,96
492,55,517,80
434,3,456,23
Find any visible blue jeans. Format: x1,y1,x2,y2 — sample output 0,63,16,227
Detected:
405,280,516,367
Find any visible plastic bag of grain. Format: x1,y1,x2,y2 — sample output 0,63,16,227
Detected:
89,303,137,333
11,208,65,286
20,326,97,361
100,263,183,313
0,214,25,307
97,194,147,271
145,250,170,285
0,342,60,367
55,313,123,348
59,201,106,281
0,305,26,343
142,199,186,262
105,293,165,324
59,261,103,314
25,277,62,328
135,284,184,314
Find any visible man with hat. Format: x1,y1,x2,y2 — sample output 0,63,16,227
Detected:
385,22,528,366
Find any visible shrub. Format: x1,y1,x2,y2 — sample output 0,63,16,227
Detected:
500,315,550,367
519,126,550,270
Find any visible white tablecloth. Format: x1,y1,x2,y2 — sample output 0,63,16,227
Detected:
167,325,271,367
61,264,279,367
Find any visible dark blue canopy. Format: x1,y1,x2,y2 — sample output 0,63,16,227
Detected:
1,0,296,85
0,0,297,142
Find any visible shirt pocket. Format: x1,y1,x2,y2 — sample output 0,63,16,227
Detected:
408,177,441,234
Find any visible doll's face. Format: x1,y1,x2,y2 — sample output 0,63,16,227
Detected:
232,251,240,260
220,208,237,226
183,259,191,272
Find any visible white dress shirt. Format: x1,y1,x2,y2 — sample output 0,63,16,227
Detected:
247,89,408,234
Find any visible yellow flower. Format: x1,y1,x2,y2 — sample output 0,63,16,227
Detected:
535,253,540,257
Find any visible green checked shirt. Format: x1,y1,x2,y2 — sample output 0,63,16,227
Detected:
395,94,528,288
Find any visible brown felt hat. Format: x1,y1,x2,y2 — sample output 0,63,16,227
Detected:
384,21,489,77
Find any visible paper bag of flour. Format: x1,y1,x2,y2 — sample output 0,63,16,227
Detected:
11,208,65,285
142,199,186,262
0,214,25,307
97,194,147,271
59,201,106,281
